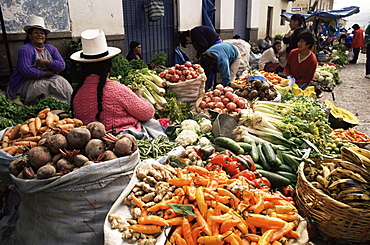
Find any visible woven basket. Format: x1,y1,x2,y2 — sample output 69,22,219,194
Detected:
295,161,370,243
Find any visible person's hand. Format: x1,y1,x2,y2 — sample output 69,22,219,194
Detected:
36,59,50,67
133,89,143,98
43,71,54,77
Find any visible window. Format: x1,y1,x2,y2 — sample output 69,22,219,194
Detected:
280,9,286,26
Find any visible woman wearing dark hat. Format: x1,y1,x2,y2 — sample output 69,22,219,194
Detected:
7,15,73,105
126,41,142,61
71,29,161,138
282,14,307,54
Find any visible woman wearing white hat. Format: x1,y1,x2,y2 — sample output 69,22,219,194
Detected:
70,29,160,137
7,15,73,104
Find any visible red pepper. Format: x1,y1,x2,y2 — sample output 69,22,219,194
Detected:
238,170,256,181
223,160,240,176
206,164,222,172
210,154,231,167
281,186,295,197
253,177,271,189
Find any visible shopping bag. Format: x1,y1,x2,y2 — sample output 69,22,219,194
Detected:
144,0,164,22
348,49,355,60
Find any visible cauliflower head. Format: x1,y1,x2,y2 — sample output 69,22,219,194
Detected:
198,137,211,145
198,118,212,134
175,130,199,146
181,119,200,133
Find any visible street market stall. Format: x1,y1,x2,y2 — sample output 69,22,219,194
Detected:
1,55,370,245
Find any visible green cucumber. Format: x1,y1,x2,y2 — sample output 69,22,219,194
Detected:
257,170,291,188
214,137,244,155
237,142,252,153
250,141,259,163
212,144,229,153
254,163,264,170
275,155,283,167
273,164,295,174
282,152,301,171
276,171,298,183
261,142,277,166
257,144,270,170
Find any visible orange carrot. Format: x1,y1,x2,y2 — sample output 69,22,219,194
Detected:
13,141,38,147
45,112,55,126
28,120,37,136
38,108,51,119
9,124,22,140
19,124,30,135
34,117,42,132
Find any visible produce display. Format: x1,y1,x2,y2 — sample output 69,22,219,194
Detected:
197,84,247,115
331,128,370,144
303,147,370,209
234,78,278,101
233,72,290,87
159,61,204,83
109,161,302,245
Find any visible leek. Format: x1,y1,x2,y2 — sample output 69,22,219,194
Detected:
246,128,296,148
144,79,166,96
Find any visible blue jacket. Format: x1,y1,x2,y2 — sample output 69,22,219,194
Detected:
206,42,239,86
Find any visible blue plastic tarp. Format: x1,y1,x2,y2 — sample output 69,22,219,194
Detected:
281,6,360,22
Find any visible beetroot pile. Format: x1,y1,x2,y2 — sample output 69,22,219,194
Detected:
234,78,278,101
159,61,204,83
9,121,138,180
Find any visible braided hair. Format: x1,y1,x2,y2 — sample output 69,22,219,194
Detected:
291,14,306,29
71,58,113,121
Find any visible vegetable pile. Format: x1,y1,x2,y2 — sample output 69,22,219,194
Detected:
159,61,204,83
234,78,278,101
109,161,302,245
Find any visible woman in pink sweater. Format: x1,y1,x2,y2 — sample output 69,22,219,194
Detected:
70,29,155,135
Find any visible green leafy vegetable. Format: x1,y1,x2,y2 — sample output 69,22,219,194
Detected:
168,204,197,217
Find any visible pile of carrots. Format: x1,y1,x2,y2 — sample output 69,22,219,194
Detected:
129,165,301,245
0,108,84,156
331,128,370,143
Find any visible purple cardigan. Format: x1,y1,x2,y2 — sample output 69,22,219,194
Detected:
9,42,66,91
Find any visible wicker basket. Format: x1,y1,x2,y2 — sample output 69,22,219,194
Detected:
295,161,370,243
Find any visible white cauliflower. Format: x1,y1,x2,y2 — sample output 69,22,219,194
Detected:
198,137,211,145
175,130,199,146
181,119,200,133
318,76,324,82
198,118,212,134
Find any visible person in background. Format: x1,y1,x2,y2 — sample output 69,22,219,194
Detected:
233,34,241,39
365,23,370,79
126,41,142,61
339,33,352,49
260,36,272,52
258,41,283,73
71,29,159,138
279,14,307,67
349,24,364,64
7,15,72,105
284,31,319,96
179,25,222,62
199,42,240,88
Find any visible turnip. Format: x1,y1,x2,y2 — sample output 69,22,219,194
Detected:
86,121,106,139
37,163,56,179
45,134,68,153
9,156,27,177
67,128,91,149
73,154,89,167
117,134,138,152
85,139,105,159
28,146,52,170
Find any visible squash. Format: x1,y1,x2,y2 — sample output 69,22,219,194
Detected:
325,100,359,129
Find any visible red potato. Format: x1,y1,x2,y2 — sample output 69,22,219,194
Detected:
67,128,91,150
86,121,106,139
28,146,52,170
85,139,105,159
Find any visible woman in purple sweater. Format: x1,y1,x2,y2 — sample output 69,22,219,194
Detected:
7,16,73,104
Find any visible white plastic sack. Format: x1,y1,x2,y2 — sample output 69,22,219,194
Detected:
166,73,206,110
11,150,140,245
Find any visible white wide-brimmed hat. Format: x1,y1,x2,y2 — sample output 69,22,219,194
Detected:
70,29,121,63
23,15,50,34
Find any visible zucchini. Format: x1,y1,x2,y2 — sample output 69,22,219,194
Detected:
261,142,277,166
276,171,298,183
257,144,270,170
257,170,291,188
214,137,244,155
250,141,259,163
237,142,252,153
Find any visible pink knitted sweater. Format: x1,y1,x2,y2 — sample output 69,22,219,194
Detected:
73,76,155,132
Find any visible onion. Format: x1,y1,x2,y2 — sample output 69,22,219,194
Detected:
215,84,224,92
186,75,192,80
212,108,222,113
208,102,215,109
171,75,180,82
215,102,224,109
226,102,237,111
159,71,166,78
224,87,234,93
221,97,230,105
199,101,207,109
203,97,212,103
213,89,222,97
197,67,204,74
184,61,192,68
236,99,246,109
212,96,222,103
180,75,186,81
225,91,234,99
165,73,172,81
168,68,175,75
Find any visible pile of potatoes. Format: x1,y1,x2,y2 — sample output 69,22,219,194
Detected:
9,121,138,180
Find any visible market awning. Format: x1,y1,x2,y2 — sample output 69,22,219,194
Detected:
281,6,360,22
